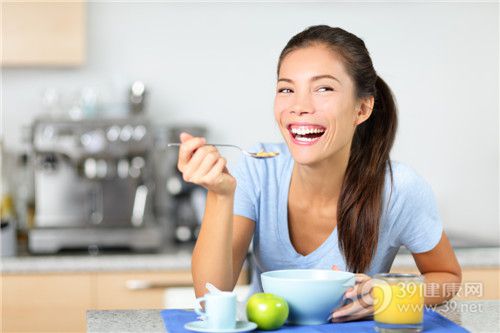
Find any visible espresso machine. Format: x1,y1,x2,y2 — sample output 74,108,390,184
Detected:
152,126,207,245
28,117,163,253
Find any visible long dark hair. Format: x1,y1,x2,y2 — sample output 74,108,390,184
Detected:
277,25,398,273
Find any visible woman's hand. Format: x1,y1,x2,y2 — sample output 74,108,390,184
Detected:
330,268,374,322
177,132,236,196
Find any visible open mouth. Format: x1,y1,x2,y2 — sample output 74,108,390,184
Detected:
287,124,326,144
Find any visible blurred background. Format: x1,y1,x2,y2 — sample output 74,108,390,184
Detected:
0,1,498,332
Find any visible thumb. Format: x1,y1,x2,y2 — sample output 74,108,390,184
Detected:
331,265,340,271
180,132,194,143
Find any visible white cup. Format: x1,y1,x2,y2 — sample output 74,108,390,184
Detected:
194,291,237,329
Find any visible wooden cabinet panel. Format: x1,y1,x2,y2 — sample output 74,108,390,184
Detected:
0,267,248,332
95,270,193,310
1,273,93,333
2,308,88,333
94,268,250,310
1,1,86,66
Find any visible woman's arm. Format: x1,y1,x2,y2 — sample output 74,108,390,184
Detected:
330,231,461,322
413,231,462,305
192,193,255,297
176,132,254,298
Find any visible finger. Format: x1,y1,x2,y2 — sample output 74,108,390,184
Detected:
332,299,373,319
180,132,194,143
330,297,352,314
178,137,206,170
340,295,373,314
331,306,374,323
345,273,370,293
355,273,371,283
345,276,372,299
331,265,340,271
182,146,217,180
199,157,227,186
189,152,220,183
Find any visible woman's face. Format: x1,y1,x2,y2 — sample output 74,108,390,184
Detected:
274,44,368,166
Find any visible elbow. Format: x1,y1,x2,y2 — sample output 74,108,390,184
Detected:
443,267,463,302
456,265,463,282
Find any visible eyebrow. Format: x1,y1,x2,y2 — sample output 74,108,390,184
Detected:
278,74,342,85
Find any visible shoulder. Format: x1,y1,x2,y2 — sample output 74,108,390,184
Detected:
383,162,443,251
384,161,437,214
386,161,432,195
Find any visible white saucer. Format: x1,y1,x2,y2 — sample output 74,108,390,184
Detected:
184,320,257,332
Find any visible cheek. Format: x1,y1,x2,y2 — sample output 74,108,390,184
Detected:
333,110,357,144
322,99,357,141
273,97,287,123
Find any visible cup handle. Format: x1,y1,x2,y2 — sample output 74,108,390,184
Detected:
194,296,206,317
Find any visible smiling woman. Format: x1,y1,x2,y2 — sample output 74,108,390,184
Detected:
274,27,395,275
176,25,462,324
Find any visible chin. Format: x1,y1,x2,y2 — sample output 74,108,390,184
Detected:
285,141,323,166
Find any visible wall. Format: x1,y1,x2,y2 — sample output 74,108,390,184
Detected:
1,2,499,243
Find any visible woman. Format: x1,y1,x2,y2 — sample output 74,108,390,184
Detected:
176,25,461,322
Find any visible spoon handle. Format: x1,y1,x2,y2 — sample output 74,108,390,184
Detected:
167,143,242,151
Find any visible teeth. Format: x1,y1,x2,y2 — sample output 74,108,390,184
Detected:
295,136,318,142
290,127,325,135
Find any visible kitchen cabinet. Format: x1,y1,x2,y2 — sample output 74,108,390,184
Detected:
1,273,93,333
95,270,249,310
0,269,250,333
1,1,86,66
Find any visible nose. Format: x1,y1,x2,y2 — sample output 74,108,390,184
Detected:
289,92,314,116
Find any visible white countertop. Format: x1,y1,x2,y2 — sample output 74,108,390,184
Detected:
1,246,498,274
0,248,194,273
392,246,500,268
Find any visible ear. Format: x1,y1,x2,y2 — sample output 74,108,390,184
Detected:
354,96,374,126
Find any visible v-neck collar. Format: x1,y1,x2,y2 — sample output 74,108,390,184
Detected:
276,157,339,263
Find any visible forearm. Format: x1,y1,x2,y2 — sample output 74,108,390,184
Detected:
423,271,462,305
192,191,235,297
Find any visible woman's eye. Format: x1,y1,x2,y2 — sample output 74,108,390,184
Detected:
317,86,334,92
278,88,293,94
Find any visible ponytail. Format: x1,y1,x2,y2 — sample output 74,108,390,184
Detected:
337,75,398,272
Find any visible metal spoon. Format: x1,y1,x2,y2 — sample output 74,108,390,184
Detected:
167,143,279,159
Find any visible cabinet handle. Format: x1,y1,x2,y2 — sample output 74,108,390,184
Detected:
125,279,190,290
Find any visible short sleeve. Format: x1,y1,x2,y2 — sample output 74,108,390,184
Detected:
230,151,261,223
390,166,443,253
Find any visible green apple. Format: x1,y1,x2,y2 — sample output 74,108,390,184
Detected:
246,293,289,330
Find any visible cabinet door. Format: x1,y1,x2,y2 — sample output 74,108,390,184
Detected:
95,270,194,309
1,273,93,333
95,269,250,310
1,1,85,66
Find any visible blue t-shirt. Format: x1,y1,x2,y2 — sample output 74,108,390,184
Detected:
232,143,443,295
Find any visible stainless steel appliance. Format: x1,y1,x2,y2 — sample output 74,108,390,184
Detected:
29,117,163,253
153,126,207,245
